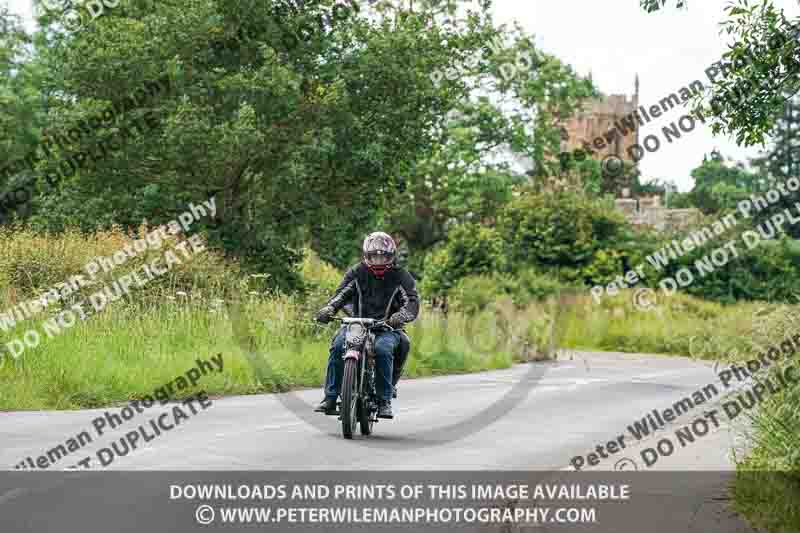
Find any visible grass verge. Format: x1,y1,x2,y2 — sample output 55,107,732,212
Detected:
0,294,564,410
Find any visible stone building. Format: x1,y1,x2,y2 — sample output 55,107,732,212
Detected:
614,194,703,232
561,75,640,165
557,76,703,231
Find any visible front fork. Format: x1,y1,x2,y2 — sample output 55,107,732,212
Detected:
361,335,377,405
343,336,376,403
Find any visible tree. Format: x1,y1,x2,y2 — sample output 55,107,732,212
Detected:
368,15,594,259
748,94,800,237
752,95,800,182
5,0,514,288
0,5,46,223
687,150,762,214
496,188,627,284
667,191,693,208
642,0,800,146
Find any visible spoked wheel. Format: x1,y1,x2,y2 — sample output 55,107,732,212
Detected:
358,397,374,436
340,358,359,439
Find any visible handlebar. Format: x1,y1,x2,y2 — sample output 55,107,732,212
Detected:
340,317,378,325
313,314,395,331
339,317,394,330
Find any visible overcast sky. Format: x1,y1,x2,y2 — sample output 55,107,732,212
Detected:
6,0,800,191
494,0,800,191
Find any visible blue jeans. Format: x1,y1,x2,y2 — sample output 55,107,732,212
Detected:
324,327,399,402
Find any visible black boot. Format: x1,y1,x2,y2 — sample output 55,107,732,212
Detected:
314,398,337,415
377,400,393,419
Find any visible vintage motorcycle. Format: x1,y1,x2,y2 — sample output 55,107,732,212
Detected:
335,317,395,439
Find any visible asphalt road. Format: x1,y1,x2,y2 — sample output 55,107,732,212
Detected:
1,350,765,532
1,350,746,471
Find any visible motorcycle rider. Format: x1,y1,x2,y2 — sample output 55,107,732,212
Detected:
314,232,419,419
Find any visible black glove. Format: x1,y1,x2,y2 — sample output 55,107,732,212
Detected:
387,313,405,329
315,305,335,324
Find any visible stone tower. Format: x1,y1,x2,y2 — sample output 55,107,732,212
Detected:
561,75,640,163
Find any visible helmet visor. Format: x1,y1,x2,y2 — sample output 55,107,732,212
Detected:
365,250,393,266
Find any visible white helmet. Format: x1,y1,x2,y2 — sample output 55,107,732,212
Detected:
362,231,397,277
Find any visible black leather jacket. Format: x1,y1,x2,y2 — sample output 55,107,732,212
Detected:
325,262,420,327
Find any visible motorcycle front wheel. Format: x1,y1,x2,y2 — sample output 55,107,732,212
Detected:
340,358,359,439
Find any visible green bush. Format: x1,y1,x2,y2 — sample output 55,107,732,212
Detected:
497,189,626,270
447,275,504,314
580,248,625,287
446,269,574,314
497,268,575,307
658,232,800,304
419,190,634,299
418,187,800,307
420,223,505,297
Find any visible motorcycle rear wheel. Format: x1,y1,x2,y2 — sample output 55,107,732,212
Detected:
341,358,359,439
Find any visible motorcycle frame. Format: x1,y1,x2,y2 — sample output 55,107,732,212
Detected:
341,323,378,419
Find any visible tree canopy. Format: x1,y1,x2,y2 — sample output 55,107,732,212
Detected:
641,0,800,147
1,0,592,288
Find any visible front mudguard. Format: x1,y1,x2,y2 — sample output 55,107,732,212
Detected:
343,349,361,360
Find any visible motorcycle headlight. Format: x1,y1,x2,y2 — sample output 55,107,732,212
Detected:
347,323,365,338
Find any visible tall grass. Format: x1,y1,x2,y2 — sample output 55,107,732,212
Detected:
0,227,789,416
0,292,567,410
730,305,800,533
0,224,241,303
558,290,771,360
0,229,571,410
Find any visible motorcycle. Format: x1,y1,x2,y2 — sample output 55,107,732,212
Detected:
335,317,396,439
